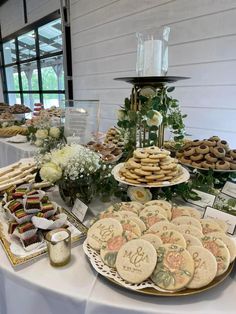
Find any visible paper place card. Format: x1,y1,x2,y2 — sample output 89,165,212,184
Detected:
203,206,236,235
187,189,216,209
72,198,88,222
222,181,236,198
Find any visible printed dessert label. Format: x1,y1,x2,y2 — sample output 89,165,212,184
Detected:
72,198,88,222
187,189,216,208
203,206,236,235
222,181,236,198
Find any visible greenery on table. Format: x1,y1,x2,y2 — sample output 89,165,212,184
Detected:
117,86,187,158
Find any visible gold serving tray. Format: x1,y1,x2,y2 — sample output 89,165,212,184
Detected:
0,207,88,267
105,261,235,296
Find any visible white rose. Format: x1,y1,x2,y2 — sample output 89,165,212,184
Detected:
40,162,62,183
146,111,163,127
127,187,152,204
2,122,8,128
35,129,48,140
49,127,61,138
34,139,43,147
117,109,126,121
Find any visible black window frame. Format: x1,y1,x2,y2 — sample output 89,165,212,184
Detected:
0,10,67,106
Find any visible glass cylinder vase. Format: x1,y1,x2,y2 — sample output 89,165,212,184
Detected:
136,26,170,77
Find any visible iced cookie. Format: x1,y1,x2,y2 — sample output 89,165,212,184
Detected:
100,230,138,268
139,211,167,229
172,216,202,231
183,206,202,220
200,219,223,234
145,200,172,220
151,244,194,291
171,206,191,220
159,230,187,248
140,233,163,250
187,246,217,289
148,221,178,234
129,216,147,233
87,218,123,251
211,218,228,233
116,239,157,284
210,232,236,263
118,210,138,219
140,205,168,220
176,224,204,240
183,234,202,249
201,236,230,276
120,218,141,237
98,210,122,220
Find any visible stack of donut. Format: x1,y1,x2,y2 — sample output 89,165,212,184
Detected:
177,136,236,170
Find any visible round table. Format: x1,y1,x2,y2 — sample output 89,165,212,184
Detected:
0,191,236,314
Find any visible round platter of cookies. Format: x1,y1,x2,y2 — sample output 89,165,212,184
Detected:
177,136,236,172
112,146,190,187
83,200,236,296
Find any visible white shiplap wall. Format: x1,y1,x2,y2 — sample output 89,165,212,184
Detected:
70,0,236,146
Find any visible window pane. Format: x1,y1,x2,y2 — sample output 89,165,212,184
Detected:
23,93,40,110
8,93,21,104
41,56,64,90
39,18,62,56
43,93,65,109
3,40,16,65
18,30,36,61
5,65,19,91
20,61,39,90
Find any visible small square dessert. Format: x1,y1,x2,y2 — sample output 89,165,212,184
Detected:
18,222,35,233
23,234,41,247
41,202,54,213
12,187,28,199
8,200,23,213
27,190,39,196
41,195,49,203
25,197,41,210
8,221,19,234
14,209,28,219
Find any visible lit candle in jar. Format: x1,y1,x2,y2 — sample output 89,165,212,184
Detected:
46,228,71,267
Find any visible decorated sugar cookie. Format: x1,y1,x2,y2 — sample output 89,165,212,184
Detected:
171,206,191,220
183,234,202,249
151,244,194,291
148,221,178,234
172,216,202,231
145,200,172,220
201,236,230,276
187,246,217,289
139,211,167,229
184,206,202,220
210,232,236,263
129,216,147,233
159,229,187,248
176,224,204,240
140,205,168,219
200,219,223,234
116,239,157,284
118,210,138,220
87,218,123,251
120,218,142,237
211,219,228,233
140,233,163,250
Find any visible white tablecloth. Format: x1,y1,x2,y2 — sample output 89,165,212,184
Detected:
0,138,36,168
0,190,236,314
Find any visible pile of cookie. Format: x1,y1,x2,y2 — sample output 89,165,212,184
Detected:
177,136,236,170
86,200,236,291
7,104,31,114
0,125,28,137
86,141,122,163
104,127,125,150
119,146,181,186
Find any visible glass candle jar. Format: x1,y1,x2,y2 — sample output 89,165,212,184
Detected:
46,228,71,267
136,26,170,76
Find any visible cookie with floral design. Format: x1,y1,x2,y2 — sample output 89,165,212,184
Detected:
183,234,202,249
147,221,178,234
140,205,169,220
116,239,157,284
171,216,202,231
139,211,167,229
187,246,217,289
151,244,194,291
201,235,230,276
176,224,204,240
210,232,236,263
159,230,187,248
120,218,142,237
145,200,172,220
87,218,123,251
171,206,191,220
200,219,223,234
140,233,163,250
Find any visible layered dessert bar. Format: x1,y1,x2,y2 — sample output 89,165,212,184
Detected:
23,234,41,247
18,221,35,233
25,196,40,209
8,200,23,213
41,202,54,213
8,221,19,234
12,187,28,199
14,209,28,219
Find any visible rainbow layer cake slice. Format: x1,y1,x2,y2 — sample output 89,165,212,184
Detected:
18,221,35,233
8,200,23,213
41,202,54,213
25,196,41,209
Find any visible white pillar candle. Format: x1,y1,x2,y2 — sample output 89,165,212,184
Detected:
143,39,163,76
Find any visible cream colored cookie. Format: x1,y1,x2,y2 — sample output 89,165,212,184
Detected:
171,216,202,231
119,201,144,214
133,168,151,176
140,205,169,220
147,221,177,234
139,211,167,229
140,158,159,164
145,174,165,180
87,218,123,251
200,219,223,234
159,229,187,248
116,239,157,284
129,216,147,233
183,234,202,249
176,224,204,240
133,149,149,159
140,233,163,250
120,218,142,237
187,246,217,289
124,178,140,185
211,218,228,233
184,206,202,220
117,210,138,219
141,165,161,171
151,244,194,291
171,206,191,220
201,236,230,276
210,232,236,263
122,169,140,179
126,159,141,169
98,210,122,220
